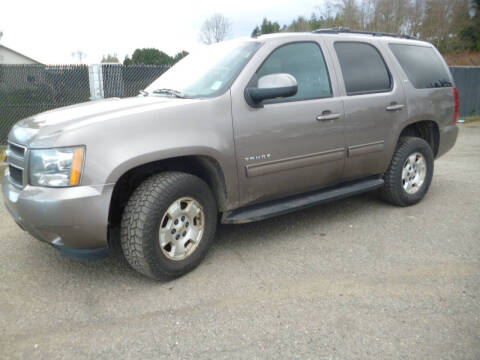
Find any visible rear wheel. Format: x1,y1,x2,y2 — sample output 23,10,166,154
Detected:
120,171,217,280
380,136,434,207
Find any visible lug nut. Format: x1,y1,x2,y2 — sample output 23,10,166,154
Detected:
185,222,189,227
182,231,186,237
174,219,178,225
171,229,176,234
181,216,185,221
176,235,180,240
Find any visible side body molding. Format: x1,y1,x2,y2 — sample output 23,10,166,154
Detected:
347,140,385,158
246,148,346,177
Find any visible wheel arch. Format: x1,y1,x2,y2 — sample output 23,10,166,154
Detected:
108,155,229,230
398,120,440,157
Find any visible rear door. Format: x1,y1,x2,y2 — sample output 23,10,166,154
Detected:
325,39,408,180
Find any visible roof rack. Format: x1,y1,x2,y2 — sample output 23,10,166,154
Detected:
313,27,417,40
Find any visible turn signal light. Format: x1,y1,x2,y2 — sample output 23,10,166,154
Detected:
70,147,84,186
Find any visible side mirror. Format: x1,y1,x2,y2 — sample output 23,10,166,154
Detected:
245,73,298,107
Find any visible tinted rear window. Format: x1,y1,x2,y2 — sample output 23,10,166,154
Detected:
334,42,392,95
389,44,452,89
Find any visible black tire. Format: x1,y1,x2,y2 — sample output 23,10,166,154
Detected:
120,171,217,280
107,226,129,267
380,136,434,207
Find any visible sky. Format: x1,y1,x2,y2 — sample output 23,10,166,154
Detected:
0,0,326,64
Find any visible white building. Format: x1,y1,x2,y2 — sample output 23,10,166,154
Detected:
0,45,41,64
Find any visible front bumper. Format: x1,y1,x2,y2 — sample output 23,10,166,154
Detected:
2,173,114,250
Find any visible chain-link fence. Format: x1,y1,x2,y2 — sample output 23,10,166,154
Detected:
0,64,169,144
1,64,479,145
0,64,91,144
103,64,169,98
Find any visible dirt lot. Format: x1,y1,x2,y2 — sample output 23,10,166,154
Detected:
1,124,479,359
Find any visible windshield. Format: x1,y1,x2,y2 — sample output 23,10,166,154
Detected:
145,40,260,98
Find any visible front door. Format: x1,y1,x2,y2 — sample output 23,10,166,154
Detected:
231,40,346,206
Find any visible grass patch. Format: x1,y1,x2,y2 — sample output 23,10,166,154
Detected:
443,51,480,66
461,115,480,123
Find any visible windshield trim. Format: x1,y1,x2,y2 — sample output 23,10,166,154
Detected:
146,41,263,100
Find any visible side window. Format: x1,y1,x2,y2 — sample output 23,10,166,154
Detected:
389,44,452,89
334,42,392,95
256,42,332,102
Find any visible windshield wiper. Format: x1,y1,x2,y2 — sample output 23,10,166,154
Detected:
151,88,185,98
139,90,149,96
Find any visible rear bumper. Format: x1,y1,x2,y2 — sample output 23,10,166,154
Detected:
2,174,114,249
437,124,459,158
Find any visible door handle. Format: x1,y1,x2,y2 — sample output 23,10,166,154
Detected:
386,104,405,111
316,113,340,121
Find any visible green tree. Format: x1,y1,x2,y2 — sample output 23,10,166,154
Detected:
123,48,173,66
335,0,361,29
286,16,312,32
458,0,480,51
471,0,480,49
420,0,473,52
101,54,119,63
251,25,261,37
172,50,189,63
449,0,475,51
249,0,479,55
308,12,322,30
251,18,282,35
260,17,281,34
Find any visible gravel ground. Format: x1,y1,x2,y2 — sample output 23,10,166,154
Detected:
1,125,479,359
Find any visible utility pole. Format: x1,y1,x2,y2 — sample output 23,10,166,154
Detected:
71,50,87,63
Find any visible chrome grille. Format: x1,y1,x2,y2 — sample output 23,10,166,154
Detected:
7,142,25,158
9,165,23,185
6,141,27,187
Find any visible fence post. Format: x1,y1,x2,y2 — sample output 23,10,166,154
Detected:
88,64,104,100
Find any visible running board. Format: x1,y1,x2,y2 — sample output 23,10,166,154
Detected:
222,177,384,224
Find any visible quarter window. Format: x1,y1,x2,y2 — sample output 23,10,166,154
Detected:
334,42,392,95
389,44,452,89
255,42,332,102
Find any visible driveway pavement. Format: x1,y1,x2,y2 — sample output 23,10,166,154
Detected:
1,124,479,359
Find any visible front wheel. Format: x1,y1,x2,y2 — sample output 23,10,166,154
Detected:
120,172,217,280
380,137,434,207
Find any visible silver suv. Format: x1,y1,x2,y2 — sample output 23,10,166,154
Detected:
3,29,459,279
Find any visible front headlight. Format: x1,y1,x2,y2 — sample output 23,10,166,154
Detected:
29,147,85,187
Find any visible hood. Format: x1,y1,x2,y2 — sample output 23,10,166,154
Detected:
9,96,198,146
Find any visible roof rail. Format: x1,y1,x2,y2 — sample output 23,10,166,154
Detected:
313,27,417,40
